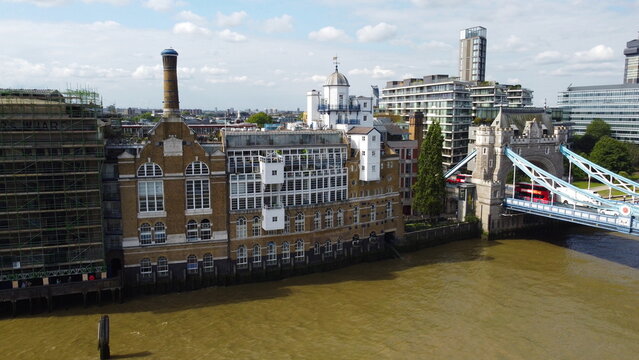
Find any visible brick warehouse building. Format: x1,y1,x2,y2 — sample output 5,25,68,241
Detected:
111,49,405,291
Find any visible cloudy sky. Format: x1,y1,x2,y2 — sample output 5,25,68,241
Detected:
0,0,637,110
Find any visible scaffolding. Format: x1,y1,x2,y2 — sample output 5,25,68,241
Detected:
0,88,106,283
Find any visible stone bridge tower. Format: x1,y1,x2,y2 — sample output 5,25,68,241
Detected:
471,109,569,235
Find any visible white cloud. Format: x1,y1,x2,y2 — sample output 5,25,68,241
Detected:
206,75,248,84
4,0,70,6
218,29,247,42
311,75,327,82
0,56,47,77
253,79,276,87
356,22,397,42
131,64,161,80
534,50,565,64
173,22,211,36
348,65,395,78
215,11,247,27
574,44,614,62
308,26,349,42
50,63,128,78
200,66,228,75
178,67,196,79
142,0,178,12
506,78,521,84
540,62,618,77
176,10,206,25
83,0,130,4
264,14,293,33
418,40,451,49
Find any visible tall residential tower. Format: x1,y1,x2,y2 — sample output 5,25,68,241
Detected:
624,33,639,84
459,26,487,82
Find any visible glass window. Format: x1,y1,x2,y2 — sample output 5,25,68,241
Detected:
138,181,164,212
186,220,199,241
295,239,304,260
237,217,247,239
186,179,210,209
237,246,247,265
314,242,321,255
253,244,262,263
386,201,392,218
337,209,344,226
203,253,214,272
154,222,166,243
185,161,209,176
157,256,168,276
295,213,305,232
282,242,290,260
313,212,321,230
137,162,162,177
200,219,211,240
139,223,152,245
252,216,261,237
325,209,333,228
370,205,376,221
325,240,332,254
140,258,152,274
336,239,343,252
186,254,198,274
284,214,290,233
353,206,359,224
267,242,277,264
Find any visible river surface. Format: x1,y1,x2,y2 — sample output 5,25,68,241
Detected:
2,227,639,359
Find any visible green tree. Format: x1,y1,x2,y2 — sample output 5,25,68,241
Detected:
412,120,445,221
590,136,631,173
624,142,639,171
246,112,274,128
585,118,611,140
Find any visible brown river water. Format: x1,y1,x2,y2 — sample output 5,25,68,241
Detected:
1,228,639,359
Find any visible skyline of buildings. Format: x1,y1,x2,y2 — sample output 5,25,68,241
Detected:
459,26,487,82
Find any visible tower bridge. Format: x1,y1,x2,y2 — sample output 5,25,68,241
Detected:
450,109,639,236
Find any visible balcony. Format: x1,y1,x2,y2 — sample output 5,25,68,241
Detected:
336,119,360,125
318,104,361,113
262,204,285,231
259,153,284,184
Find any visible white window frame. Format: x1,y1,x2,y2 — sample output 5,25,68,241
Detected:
186,179,210,210
252,216,261,237
200,219,211,240
186,220,199,241
314,242,321,255
325,209,333,228
295,240,304,260
313,212,321,230
138,180,164,213
203,253,214,272
337,209,344,226
282,242,290,261
139,223,152,245
325,240,332,254
154,222,166,243
295,213,305,232
186,254,198,274
253,244,262,263
236,217,247,239
237,246,248,265
267,242,277,264
157,256,169,277
140,258,152,275
370,204,376,221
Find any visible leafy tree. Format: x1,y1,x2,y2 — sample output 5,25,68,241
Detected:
571,134,597,155
585,118,611,140
624,142,639,171
590,136,631,173
246,112,274,128
412,120,445,221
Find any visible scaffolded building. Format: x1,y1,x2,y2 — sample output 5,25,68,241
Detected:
0,89,105,288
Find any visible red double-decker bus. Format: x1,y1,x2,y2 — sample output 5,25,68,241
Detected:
514,182,552,204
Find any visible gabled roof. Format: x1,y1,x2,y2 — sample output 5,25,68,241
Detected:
347,126,377,135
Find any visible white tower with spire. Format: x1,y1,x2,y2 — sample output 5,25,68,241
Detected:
306,58,374,130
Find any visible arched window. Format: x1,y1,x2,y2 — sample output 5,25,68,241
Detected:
236,217,247,239
284,214,290,233
252,216,261,237
185,161,209,176
337,209,344,226
137,162,162,177
140,258,152,275
325,240,332,254
314,242,321,255
370,232,377,244
295,239,304,260
353,206,359,224
139,223,152,245
353,234,360,246
336,238,343,253
203,253,214,272
325,209,333,228
157,256,168,277
186,254,198,274
237,246,247,265
267,242,277,264
386,201,392,218
282,241,290,261
154,222,166,243
186,220,199,241
253,244,262,263
200,219,211,240
138,163,164,213
295,212,305,232
313,212,321,230
370,204,376,221
185,161,210,210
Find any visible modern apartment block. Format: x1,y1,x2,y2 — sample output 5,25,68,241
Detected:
459,26,487,82
557,84,639,143
0,89,106,289
624,34,639,84
379,75,472,167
